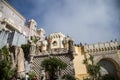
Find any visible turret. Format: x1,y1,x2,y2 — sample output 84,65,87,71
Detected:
37,28,46,41
27,19,38,38
48,32,65,49
28,19,37,31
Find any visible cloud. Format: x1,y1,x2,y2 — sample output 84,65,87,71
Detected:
41,0,120,43
9,0,120,44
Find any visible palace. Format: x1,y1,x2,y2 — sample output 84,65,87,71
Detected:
0,0,120,80
0,0,38,48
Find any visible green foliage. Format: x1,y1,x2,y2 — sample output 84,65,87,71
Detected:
102,74,115,80
62,74,76,80
0,60,16,80
87,64,100,77
0,46,10,60
41,57,67,80
83,58,88,65
83,54,101,80
41,57,67,72
21,44,30,60
31,36,39,43
89,54,94,64
28,72,37,80
30,36,40,54
0,46,16,80
83,54,116,80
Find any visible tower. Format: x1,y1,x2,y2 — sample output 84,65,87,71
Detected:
48,32,65,49
27,19,37,38
37,28,46,41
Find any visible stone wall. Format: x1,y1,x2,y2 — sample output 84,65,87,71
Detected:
84,40,120,53
73,46,88,80
84,41,120,79
30,53,75,79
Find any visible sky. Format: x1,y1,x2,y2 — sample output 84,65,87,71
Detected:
8,0,120,44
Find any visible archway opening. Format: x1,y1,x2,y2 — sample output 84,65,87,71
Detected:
98,58,119,80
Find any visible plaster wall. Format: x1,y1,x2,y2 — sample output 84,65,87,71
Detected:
73,46,88,80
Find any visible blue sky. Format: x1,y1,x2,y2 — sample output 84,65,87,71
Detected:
8,0,120,44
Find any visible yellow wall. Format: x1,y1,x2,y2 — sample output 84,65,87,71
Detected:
117,50,120,59
73,46,88,80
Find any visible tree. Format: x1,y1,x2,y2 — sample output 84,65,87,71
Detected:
0,59,16,80
28,71,37,80
62,74,76,80
102,74,115,80
30,36,39,43
0,46,16,80
83,54,101,80
41,57,67,80
0,46,10,61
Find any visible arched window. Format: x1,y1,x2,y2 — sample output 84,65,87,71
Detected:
52,41,57,46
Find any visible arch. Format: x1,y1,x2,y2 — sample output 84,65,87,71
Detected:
107,47,110,50
111,47,113,50
55,34,57,38
113,47,116,50
58,35,60,38
87,50,90,52
97,58,120,80
102,48,104,51
96,49,98,52
117,45,120,49
52,41,57,46
99,48,101,51
90,49,92,52
104,47,107,51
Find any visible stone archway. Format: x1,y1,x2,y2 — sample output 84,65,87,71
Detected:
97,58,120,80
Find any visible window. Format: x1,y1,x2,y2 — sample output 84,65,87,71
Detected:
52,41,57,46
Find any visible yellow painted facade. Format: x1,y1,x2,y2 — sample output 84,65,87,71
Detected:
73,46,88,80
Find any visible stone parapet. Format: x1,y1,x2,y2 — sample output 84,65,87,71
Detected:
84,41,120,53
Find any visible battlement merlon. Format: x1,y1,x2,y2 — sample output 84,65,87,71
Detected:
84,41,120,53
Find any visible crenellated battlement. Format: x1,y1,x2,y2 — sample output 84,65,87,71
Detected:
48,32,65,39
84,40,120,53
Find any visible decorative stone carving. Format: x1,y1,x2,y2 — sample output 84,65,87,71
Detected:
41,40,48,51
36,28,48,52
63,37,68,49
30,42,36,55
37,28,46,41
0,22,6,30
68,37,74,52
10,46,25,78
17,47,25,78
